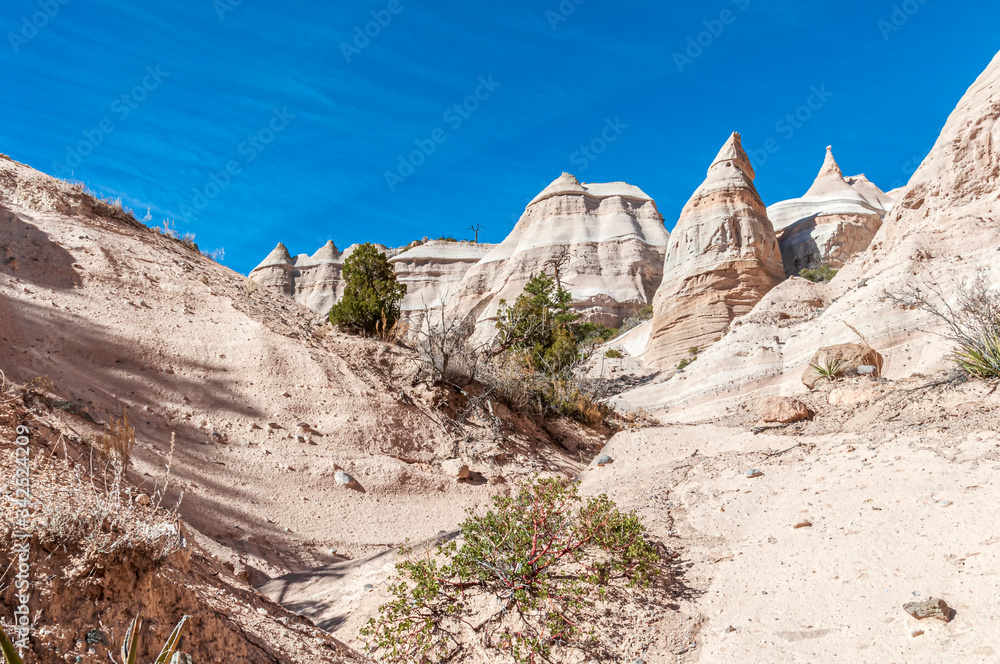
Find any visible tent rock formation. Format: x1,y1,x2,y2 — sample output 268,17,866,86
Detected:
644,132,785,369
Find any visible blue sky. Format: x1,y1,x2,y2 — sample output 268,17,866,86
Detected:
2,1,998,274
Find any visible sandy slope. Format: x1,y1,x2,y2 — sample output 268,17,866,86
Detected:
0,154,596,602
582,376,1000,662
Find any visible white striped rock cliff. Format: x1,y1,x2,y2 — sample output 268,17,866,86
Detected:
449,173,670,331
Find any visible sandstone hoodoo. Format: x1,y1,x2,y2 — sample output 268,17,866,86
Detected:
449,172,670,332
249,240,395,315
644,132,784,370
768,146,895,276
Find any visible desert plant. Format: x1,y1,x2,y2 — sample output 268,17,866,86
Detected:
809,358,844,382
889,275,1000,379
799,264,839,283
617,305,654,337
201,248,225,262
677,347,699,372
111,615,190,664
0,624,24,664
361,477,661,664
329,243,407,336
97,410,137,473
414,307,482,384
604,349,623,359
493,272,579,370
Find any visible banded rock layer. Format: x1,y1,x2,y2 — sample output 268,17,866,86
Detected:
389,240,495,314
450,173,670,331
618,48,1000,416
645,132,784,369
768,147,895,275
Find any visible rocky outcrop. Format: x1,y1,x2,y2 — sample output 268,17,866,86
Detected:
644,132,784,369
768,147,895,275
389,240,495,315
450,173,670,331
801,343,884,390
616,49,1000,417
249,241,394,315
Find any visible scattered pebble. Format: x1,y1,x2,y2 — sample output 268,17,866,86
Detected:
912,629,924,637
794,520,812,529
904,597,952,622
724,625,736,634
597,454,613,467
745,469,763,478
335,471,354,487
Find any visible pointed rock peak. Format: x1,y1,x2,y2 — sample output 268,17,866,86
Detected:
527,172,588,207
803,146,856,198
818,146,844,179
311,240,340,262
553,172,582,187
253,242,293,271
708,132,755,180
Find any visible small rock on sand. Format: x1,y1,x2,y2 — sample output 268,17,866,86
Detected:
904,597,952,622
746,469,763,478
441,460,470,479
335,471,354,487
597,454,613,466
753,396,812,423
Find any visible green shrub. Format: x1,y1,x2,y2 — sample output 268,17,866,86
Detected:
494,273,579,373
576,321,619,346
809,358,844,382
677,346,699,372
361,478,661,663
604,348,623,359
799,265,838,283
329,243,407,336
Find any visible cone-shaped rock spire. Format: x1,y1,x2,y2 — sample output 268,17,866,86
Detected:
644,133,783,369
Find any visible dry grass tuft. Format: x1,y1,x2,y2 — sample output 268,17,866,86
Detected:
96,410,136,473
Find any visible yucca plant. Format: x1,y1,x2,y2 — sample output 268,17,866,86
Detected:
955,329,1000,378
0,624,24,664
111,615,190,664
810,358,844,382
